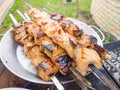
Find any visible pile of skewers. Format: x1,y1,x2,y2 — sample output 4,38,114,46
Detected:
9,3,114,90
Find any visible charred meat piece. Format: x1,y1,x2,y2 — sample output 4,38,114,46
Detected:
51,13,97,47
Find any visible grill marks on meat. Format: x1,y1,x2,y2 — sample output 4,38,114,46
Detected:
56,55,71,74
56,55,71,68
74,47,104,75
34,17,76,59
73,29,83,38
89,35,97,45
43,42,55,52
52,14,97,47
29,8,111,75
40,37,72,75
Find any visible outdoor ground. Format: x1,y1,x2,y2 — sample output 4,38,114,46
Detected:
0,0,116,42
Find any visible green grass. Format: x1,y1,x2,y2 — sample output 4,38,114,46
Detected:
78,0,92,12
0,0,92,34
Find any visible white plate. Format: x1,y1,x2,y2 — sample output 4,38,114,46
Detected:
0,19,103,84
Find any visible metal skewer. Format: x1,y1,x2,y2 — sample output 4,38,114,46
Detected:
24,12,31,21
89,64,108,86
70,66,96,90
9,13,64,90
25,1,33,9
16,10,28,21
9,14,18,24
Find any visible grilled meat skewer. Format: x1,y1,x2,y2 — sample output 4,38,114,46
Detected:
50,13,111,60
29,8,109,76
16,11,95,89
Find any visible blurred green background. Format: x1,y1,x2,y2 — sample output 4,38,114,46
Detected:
0,0,92,34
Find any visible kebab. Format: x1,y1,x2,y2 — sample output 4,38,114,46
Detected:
9,5,112,88
29,8,111,75
15,11,95,89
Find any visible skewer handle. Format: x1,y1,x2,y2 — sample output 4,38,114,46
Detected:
69,66,95,90
24,13,31,20
50,76,64,90
9,14,18,24
25,1,33,9
89,64,109,86
16,10,28,21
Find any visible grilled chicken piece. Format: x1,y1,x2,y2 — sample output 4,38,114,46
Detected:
24,45,58,81
50,13,111,60
25,21,72,75
13,22,34,47
29,8,107,75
